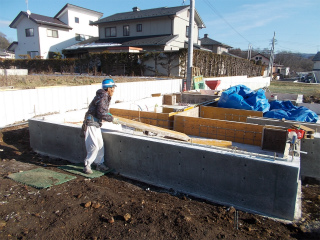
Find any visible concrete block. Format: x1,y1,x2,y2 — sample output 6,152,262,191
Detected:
0,69,28,76
29,117,301,220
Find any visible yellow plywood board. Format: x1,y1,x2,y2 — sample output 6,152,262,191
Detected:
200,106,263,123
174,115,263,146
190,138,232,147
110,108,173,129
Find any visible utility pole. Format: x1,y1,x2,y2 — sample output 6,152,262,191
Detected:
186,0,195,91
268,32,275,81
247,44,252,60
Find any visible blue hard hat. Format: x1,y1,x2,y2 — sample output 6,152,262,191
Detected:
102,78,117,89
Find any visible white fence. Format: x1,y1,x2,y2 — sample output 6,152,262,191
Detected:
0,76,269,128
0,79,182,128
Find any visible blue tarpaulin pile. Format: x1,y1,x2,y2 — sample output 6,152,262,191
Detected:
217,85,318,123
264,100,318,122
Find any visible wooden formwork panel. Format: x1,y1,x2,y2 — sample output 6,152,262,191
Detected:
200,106,263,123
110,108,173,129
174,115,263,146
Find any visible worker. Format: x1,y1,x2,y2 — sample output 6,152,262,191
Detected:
81,78,119,174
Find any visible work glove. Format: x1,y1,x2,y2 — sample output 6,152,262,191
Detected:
112,117,120,125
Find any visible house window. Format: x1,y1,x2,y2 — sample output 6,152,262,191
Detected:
75,34,85,41
123,25,130,36
105,27,116,37
47,29,58,38
89,20,93,25
136,24,142,32
25,28,34,37
27,51,39,58
75,17,79,23
186,26,189,37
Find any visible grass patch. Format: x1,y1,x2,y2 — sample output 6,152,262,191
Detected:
269,81,320,103
0,75,164,89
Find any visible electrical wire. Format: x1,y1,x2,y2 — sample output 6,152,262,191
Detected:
201,0,254,47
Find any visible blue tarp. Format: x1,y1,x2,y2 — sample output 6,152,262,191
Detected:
264,100,318,123
217,85,319,123
218,85,270,113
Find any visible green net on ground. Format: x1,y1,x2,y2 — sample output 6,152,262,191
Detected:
58,164,112,179
7,168,77,189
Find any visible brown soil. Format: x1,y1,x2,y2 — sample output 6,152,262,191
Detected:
0,125,319,240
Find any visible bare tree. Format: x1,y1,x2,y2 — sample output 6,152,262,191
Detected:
0,32,11,50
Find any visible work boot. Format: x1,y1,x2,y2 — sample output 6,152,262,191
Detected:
83,165,93,174
96,164,109,172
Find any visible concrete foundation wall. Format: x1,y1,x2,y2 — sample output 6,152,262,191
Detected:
28,118,300,220
297,103,320,114
0,69,28,76
0,79,182,128
300,138,320,179
181,93,220,104
265,92,303,103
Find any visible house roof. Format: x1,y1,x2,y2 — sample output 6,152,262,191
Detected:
312,51,320,61
200,36,232,48
222,52,243,59
94,5,205,28
64,34,179,51
9,11,72,29
251,53,270,59
7,41,18,52
54,3,103,19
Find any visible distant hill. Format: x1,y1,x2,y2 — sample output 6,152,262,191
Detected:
299,53,316,59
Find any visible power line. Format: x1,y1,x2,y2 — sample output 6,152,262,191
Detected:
201,0,253,48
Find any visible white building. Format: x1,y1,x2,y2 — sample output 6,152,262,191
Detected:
63,5,206,57
9,4,103,59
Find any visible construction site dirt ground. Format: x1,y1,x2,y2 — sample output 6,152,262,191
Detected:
0,124,319,240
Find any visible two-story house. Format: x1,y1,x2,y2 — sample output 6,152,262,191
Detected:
251,53,270,65
251,53,290,78
9,4,103,59
199,34,232,54
63,5,205,57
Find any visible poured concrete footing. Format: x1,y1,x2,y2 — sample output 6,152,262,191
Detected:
29,117,301,221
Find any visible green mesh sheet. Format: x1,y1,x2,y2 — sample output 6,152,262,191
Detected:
7,168,76,189
58,164,113,179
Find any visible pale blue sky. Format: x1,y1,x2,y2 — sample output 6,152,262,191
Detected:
1,0,319,54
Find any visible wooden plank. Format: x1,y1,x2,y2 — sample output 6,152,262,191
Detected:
291,124,315,139
190,138,232,147
115,116,190,142
200,106,263,123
